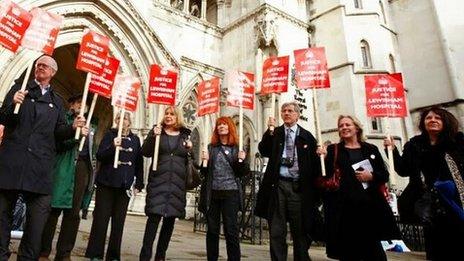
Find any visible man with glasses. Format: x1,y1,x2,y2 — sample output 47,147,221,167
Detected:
0,55,87,260
256,101,321,261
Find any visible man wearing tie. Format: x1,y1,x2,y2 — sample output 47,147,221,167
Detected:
256,101,321,261
0,55,87,260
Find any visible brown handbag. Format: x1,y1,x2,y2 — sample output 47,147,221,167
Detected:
317,144,341,191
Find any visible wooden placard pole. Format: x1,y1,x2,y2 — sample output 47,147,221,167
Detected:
78,93,98,151
312,87,326,176
14,63,34,114
385,118,396,185
238,103,244,162
75,73,92,139
113,107,125,169
152,105,164,171
269,93,276,133
202,118,209,167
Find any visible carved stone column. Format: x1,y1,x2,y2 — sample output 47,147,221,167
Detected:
217,0,226,27
183,0,190,13
201,0,207,20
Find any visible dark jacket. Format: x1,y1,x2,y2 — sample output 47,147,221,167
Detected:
0,80,74,195
322,142,400,259
198,144,250,213
95,129,144,191
392,132,464,259
392,132,464,187
142,127,191,217
255,124,321,234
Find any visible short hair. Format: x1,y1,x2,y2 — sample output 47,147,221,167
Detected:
115,111,132,126
418,106,459,142
281,101,301,116
160,106,185,130
337,115,365,142
210,116,239,146
67,94,83,104
36,55,58,72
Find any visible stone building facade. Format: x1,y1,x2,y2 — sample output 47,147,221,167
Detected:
0,0,462,213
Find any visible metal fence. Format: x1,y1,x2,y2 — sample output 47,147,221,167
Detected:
193,154,265,245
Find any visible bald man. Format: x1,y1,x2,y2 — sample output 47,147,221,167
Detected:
0,55,87,260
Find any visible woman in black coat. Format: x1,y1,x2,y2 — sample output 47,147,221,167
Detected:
385,107,464,260
85,111,144,261
199,116,249,261
318,115,400,261
139,106,192,261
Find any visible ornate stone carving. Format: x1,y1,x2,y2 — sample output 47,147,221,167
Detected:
254,11,277,48
183,96,198,128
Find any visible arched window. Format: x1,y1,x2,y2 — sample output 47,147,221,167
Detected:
389,54,396,73
360,40,372,68
354,0,363,9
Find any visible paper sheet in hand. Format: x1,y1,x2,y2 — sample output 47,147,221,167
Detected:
351,159,373,189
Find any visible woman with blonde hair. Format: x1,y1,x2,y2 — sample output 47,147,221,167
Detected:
85,111,144,260
199,116,249,261
139,106,192,261
318,115,400,260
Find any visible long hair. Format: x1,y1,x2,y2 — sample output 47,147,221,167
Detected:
160,106,185,130
210,116,239,146
418,106,459,143
337,115,365,142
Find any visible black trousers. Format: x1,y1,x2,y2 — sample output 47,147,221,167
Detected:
206,190,241,261
0,190,51,261
85,185,129,261
139,214,176,261
268,181,311,261
40,159,90,259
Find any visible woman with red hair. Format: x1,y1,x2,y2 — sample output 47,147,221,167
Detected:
199,116,249,261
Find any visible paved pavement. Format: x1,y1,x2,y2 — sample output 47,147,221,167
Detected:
10,214,426,260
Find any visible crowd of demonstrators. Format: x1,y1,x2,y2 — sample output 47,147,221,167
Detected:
1,54,462,261
256,101,321,261
40,94,97,260
317,115,400,260
384,107,464,260
85,111,144,260
139,106,192,261
0,55,88,260
199,116,249,261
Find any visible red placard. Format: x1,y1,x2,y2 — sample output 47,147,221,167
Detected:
197,77,220,116
89,57,120,98
226,71,255,110
365,73,407,118
0,0,32,53
21,7,62,55
261,56,289,95
147,64,177,106
76,30,110,75
294,47,330,89
112,75,141,112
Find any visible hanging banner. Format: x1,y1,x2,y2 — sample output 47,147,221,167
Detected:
197,77,220,116
76,30,110,75
365,73,407,118
21,7,62,55
261,55,289,95
226,71,255,110
293,47,330,89
112,75,141,112
0,0,32,53
89,57,120,98
147,64,177,106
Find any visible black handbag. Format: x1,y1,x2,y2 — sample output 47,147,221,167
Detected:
185,153,201,190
